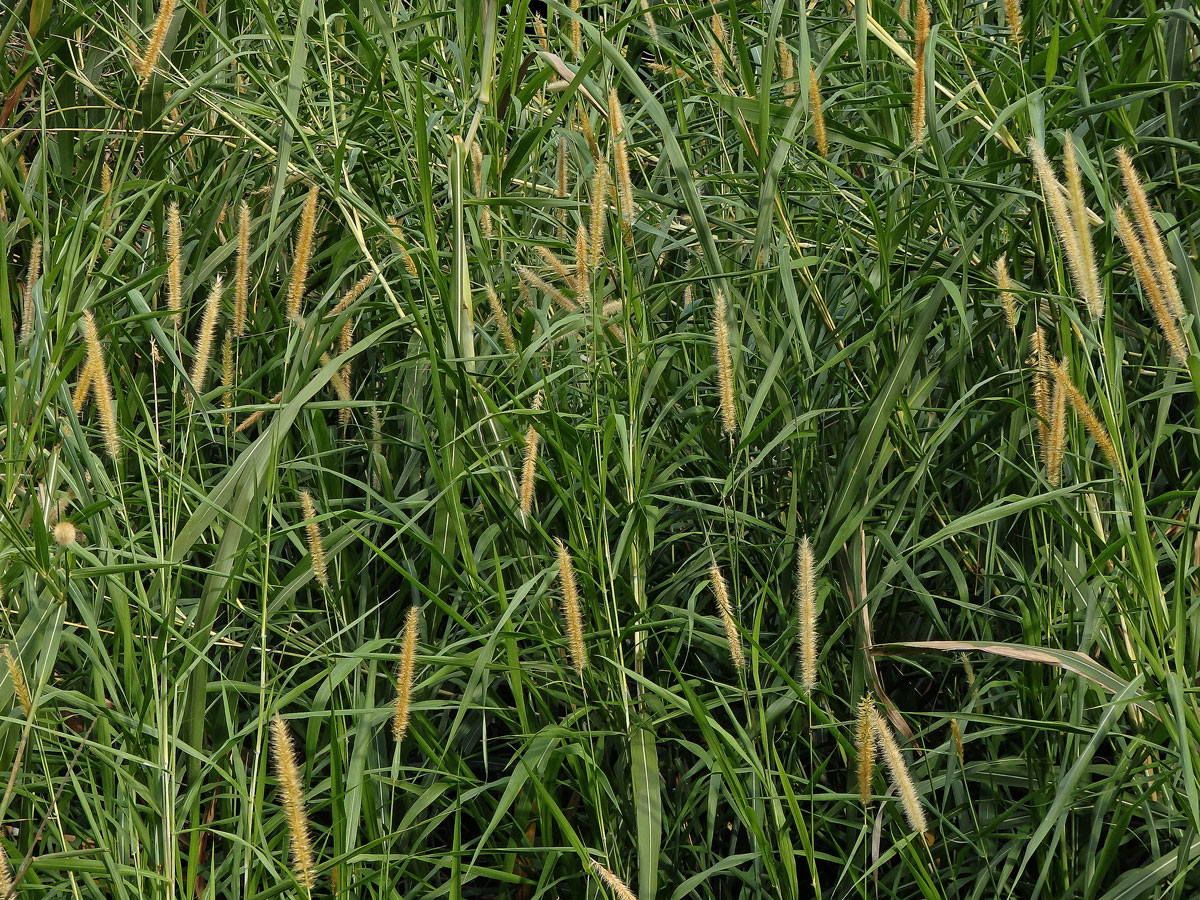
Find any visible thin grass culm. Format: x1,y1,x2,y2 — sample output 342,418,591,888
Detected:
796,536,818,692
392,606,419,742
555,537,588,674
270,713,317,892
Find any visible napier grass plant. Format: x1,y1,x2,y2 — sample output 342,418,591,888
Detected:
2,0,1200,898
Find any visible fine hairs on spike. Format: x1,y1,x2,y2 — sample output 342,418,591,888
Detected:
1062,139,1103,316
1029,139,1098,316
995,255,1017,335
779,41,796,97
1050,358,1120,470
518,391,544,518
574,226,590,307
80,310,121,461
137,0,178,86
911,0,930,146
556,137,568,241
392,606,420,741
234,200,250,336
270,713,316,891
1046,379,1067,486
855,695,877,807
190,276,222,398
590,858,638,900
710,14,727,84
588,157,608,272
236,391,282,433
713,288,738,436
1117,148,1182,318
286,183,320,322
570,0,581,58
709,563,745,670
871,707,930,840
808,68,828,158
1006,0,1022,43
471,142,492,238
221,331,235,426
609,89,635,227
536,245,573,282
73,355,97,415
486,285,518,353
796,536,818,691
167,202,183,328
1113,206,1188,364
517,264,578,314
20,237,41,343
300,489,328,590
1031,326,1051,461
555,537,588,673
3,645,32,718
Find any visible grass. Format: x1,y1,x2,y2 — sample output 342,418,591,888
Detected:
1,0,1199,897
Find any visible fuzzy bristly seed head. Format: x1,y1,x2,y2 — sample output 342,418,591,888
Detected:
287,184,320,322
911,0,930,146
167,202,183,328
486,285,518,353
80,310,120,461
588,158,608,273
713,289,738,437
300,489,328,590
1030,139,1099,316
808,68,828,158
1062,138,1102,316
20,237,41,343
855,695,877,807
555,537,587,673
4,645,32,718
1031,327,1051,462
137,0,178,86
1006,0,1022,42
590,858,638,900
270,713,316,891
392,606,420,741
871,708,929,839
709,563,744,670
234,200,250,336
1113,206,1188,364
189,275,223,399
995,255,1017,334
796,536,818,691
1117,148,1182,318
1050,358,1120,471
518,391,544,517
53,521,77,546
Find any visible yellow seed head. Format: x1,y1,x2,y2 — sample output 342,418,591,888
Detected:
871,708,929,839
855,695,877,807
1030,139,1097,315
287,184,320,322
270,714,316,891
392,606,420,741
779,41,796,96
555,537,587,673
574,227,590,307
167,202,183,328
996,255,1017,334
80,310,120,461
300,489,328,590
590,859,638,900
236,391,282,433
137,0,178,87
950,718,964,763
1114,206,1188,364
1046,380,1067,486
911,0,930,146
190,276,222,398
809,68,828,158
1063,139,1103,316
536,246,573,283
4,645,32,718
519,391,544,518
73,355,96,415
20,237,42,343
1031,326,1051,459
796,536,818,691
556,137,569,241
517,265,578,314
221,331,235,425
570,0,582,58
589,158,608,272
1005,0,1022,42
709,563,744,670
1117,148,1182,318
486,285,518,353
711,15,727,84
235,200,250,337
53,520,77,547
1050,358,1120,470
713,289,738,437
0,826,12,899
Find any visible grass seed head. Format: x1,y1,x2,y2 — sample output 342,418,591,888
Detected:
1113,206,1188,364
287,184,320,322
20,237,41,343
713,288,738,437
796,536,818,691
393,606,420,741
300,489,328,590
856,695,877,807
555,537,588,673
871,708,930,839
270,713,316,891
809,68,828,158
1117,148,1182,318
167,202,183,328
137,0,178,87
4,645,32,718
709,563,745,670
234,200,250,336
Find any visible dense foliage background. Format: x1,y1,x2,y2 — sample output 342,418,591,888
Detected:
2,0,1199,897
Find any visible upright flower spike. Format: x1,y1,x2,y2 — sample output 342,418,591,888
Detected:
709,563,745,670
19,237,41,343
995,255,1017,335
270,714,316,891
190,276,222,398
808,68,828,158
796,536,818,691
911,0,930,146
299,489,328,590
234,200,251,337
856,695,877,807
286,184,320,322
1113,206,1188,364
167,202,183,328
137,0,178,87
392,606,420,741
555,537,587,673
80,310,120,461
713,289,738,437
1117,148,1182,318
518,391,544,517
